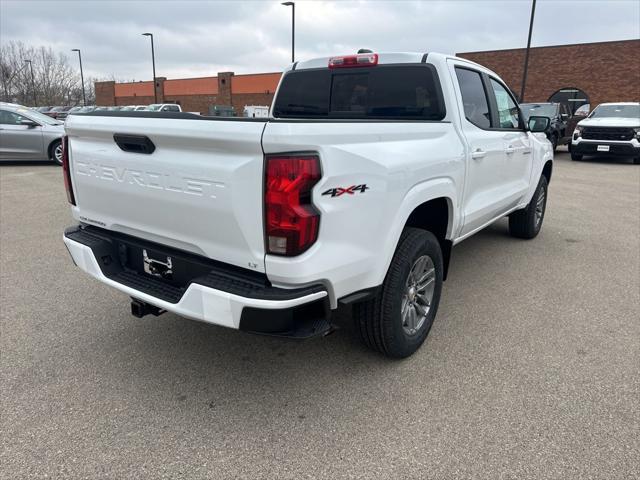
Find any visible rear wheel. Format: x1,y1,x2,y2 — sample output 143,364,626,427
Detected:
49,140,63,166
551,133,558,152
571,152,583,161
353,228,443,358
509,175,548,239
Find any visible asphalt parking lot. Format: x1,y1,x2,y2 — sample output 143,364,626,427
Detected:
1,150,639,479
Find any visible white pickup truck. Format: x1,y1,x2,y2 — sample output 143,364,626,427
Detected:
62,52,553,358
570,102,640,164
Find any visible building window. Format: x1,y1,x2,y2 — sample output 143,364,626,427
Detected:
548,88,589,115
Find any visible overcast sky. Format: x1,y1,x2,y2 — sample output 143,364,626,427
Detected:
1,0,639,81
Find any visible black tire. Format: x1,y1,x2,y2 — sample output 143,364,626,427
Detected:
551,133,558,152
633,157,640,165
571,152,583,161
509,175,548,239
353,228,443,358
49,139,63,166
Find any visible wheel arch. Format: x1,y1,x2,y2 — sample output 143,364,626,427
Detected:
376,179,458,288
404,197,454,281
47,137,62,161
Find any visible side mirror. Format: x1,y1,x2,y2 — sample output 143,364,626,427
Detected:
528,115,550,133
19,119,39,128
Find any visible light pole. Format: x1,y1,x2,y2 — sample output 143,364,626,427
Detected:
142,33,158,103
520,0,537,102
281,2,295,63
23,59,36,106
71,49,86,106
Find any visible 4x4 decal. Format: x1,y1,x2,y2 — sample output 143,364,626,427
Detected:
321,184,369,197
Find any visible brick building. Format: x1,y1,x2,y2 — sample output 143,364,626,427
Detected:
95,71,282,115
96,39,639,116
457,39,639,112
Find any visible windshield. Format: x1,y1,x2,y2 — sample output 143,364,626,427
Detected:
18,108,62,125
146,104,162,111
589,104,640,119
520,104,557,119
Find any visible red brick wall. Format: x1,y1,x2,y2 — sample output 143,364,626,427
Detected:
95,81,115,106
163,94,220,113
457,39,640,106
114,96,156,106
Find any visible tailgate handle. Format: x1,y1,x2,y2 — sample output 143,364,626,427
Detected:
113,134,156,154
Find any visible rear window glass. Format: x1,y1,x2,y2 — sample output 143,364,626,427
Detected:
273,65,445,120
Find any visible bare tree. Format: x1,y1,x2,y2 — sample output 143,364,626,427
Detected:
0,40,84,106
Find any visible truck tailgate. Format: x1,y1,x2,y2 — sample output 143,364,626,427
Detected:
65,114,267,272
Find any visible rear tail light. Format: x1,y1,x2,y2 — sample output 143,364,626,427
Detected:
265,154,321,256
61,135,76,205
328,53,378,69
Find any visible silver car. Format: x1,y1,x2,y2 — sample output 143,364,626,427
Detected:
0,102,65,165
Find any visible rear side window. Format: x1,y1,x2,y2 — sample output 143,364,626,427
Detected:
273,65,445,120
455,68,491,129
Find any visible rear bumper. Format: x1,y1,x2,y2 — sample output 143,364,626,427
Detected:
571,140,640,157
63,225,330,338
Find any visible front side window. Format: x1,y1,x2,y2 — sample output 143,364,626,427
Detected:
455,68,491,129
0,110,28,125
490,78,521,129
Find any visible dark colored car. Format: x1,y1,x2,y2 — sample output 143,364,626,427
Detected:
520,102,571,151
35,106,53,114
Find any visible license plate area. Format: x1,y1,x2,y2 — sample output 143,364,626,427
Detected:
597,145,610,152
118,242,212,289
143,249,173,280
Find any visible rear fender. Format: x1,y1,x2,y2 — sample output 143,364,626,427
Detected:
372,178,457,287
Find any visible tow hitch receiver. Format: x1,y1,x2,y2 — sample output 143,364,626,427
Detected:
131,298,165,318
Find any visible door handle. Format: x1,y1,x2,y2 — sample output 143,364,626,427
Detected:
505,145,516,154
471,149,486,159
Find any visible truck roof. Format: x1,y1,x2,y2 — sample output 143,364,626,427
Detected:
291,51,487,72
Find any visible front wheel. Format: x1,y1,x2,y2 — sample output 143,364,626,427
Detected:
571,152,583,161
353,228,443,358
50,140,63,166
509,175,548,239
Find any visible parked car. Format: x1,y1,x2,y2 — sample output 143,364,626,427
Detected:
66,106,84,115
66,106,97,116
119,105,147,111
145,103,182,112
243,105,270,118
520,102,570,150
35,106,53,114
571,102,640,164
62,51,553,358
0,102,64,164
47,106,74,120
